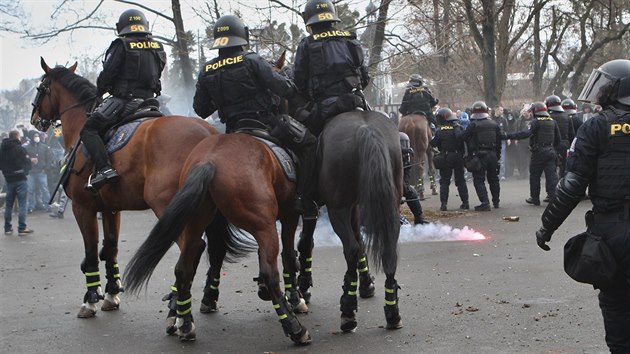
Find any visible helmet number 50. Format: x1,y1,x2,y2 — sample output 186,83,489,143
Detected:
130,25,145,32
213,37,229,47
318,13,333,20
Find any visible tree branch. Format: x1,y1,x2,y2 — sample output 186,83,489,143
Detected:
113,0,174,22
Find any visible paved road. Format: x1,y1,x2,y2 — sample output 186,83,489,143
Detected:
0,177,609,353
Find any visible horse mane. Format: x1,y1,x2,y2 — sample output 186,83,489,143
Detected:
45,66,98,106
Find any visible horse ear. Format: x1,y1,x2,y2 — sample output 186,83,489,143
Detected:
69,61,78,73
41,57,51,74
276,50,286,70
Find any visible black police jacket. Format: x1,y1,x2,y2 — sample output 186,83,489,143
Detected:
458,118,502,156
97,35,166,99
293,28,369,101
399,85,438,117
193,49,295,128
430,124,464,153
0,138,31,183
507,116,560,151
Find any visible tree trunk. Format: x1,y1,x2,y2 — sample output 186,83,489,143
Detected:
171,0,194,97
365,0,391,106
481,0,498,107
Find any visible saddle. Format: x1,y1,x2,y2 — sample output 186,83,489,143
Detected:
102,98,164,154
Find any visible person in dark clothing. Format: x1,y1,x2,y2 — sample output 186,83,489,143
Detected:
546,95,574,179
536,59,630,353
430,108,469,211
80,9,166,191
293,0,370,136
457,101,502,211
193,14,318,219
563,98,581,132
0,130,34,235
399,133,428,224
514,108,533,179
25,132,52,212
506,102,561,206
492,106,509,180
398,74,439,128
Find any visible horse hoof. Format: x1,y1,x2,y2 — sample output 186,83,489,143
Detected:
101,294,120,311
199,300,218,313
257,285,272,301
77,303,97,318
292,298,309,314
165,316,177,335
340,315,357,332
290,327,312,346
359,283,375,299
386,319,403,330
176,319,196,342
301,290,311,304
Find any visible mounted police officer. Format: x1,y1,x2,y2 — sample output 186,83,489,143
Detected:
293,0,370,136
457,101,501,211
80,9,166,190
536,59,630,353
506,102,561,206
399,74,439,128
193,15,318,219
430,108,469,211
399,132,428,225
546,94,574,179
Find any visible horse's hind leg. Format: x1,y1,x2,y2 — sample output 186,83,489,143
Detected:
297,218,317,304
200,233,224,313
258,227,311,345
352,211,374,298
74,207,102,318
280,215,308,313
99,211,123,311
384,272,403,330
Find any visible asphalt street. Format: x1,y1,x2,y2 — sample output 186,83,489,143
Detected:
0,177,609,353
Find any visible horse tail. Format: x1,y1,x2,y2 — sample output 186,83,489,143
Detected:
124,163,215,294
356,125,399,272
205,211,257,263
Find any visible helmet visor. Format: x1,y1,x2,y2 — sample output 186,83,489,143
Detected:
578,69,616,104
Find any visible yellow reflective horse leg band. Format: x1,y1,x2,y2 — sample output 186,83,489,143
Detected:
106,262,121,280
384,287,397,306
347,281,358,296
273,297,289,320
176,296,192,316
209,277,220,290
171,285,178,292
283,272,296,291
304,257,313,273
84,270,101,290
357,257,369,273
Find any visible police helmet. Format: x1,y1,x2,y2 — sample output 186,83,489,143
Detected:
116,9,151,36
211,15,249,50
578,59,630,106
409,74,423,86
545,95,564,112
436,107,457,122
561,98,577,114
399,132,411,151
530,102,550,117
302,0,340,26
470,101,490,120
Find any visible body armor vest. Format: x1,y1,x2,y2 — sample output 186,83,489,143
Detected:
439,126,460,152
533,117,555,147
112,37,165,98
403,87,432,115
306,30,362,99
474,119,498,150
202,52,274,123
552,112,571,141
590,110,630,200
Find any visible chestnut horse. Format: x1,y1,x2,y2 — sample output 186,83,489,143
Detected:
123,132,311,343
399,113,437,198
30,58,217,318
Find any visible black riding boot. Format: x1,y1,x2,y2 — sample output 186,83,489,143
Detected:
80,129,119,190
407,199,428,225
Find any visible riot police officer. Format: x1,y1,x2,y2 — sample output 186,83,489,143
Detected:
546,95,574,179
193,15,318,218
293,0,370,136
80,9,166,190
430,108,469,211
457,101,501,211
400,132,428,225
399,74,439,128
562,98,581,132
506,102,561,206
536,59,630,353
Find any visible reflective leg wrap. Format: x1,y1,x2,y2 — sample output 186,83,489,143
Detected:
339,274,358,316
162,285,178,312
384,279,402,329
176,295,193,318
203,277,220,302
274,296,306,341
284,272,302,308
358,256,376,298
429,174,436,187
297,256,313,304
104,262,123,295
83,267,103,304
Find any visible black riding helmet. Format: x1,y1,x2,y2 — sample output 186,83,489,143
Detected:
302,0,340,26
545,95,564,112
561,98,577,114
578,59,630,106
211,15,249,50
116,9,151,36
436,107,457,122
470,101,490,120
530,102,550,117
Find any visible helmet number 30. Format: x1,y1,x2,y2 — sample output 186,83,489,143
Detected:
130,24,145,32
318,13,334,20
213,37,229,47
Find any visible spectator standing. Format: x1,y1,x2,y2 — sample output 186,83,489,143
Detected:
514,108,532,179
0,130,34,235
25,132,52,213
493,106,509,180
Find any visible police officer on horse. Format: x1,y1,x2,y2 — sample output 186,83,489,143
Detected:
536,59,630,353
80,9,166,190
193,14,318,218
399,74,439,129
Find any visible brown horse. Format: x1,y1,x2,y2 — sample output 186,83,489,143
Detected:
399,113,437,198
123,132,311,344
30,58,217,318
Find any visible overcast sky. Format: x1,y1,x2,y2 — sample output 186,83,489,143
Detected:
0,0,372,91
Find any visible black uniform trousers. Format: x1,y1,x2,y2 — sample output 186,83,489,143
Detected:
403,163,423,221
587,213,630,353
439,152,469,206
556,140,571,178
472,150,500,206
529,147,558,201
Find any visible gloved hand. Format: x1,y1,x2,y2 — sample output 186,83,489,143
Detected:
536,226,553,251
